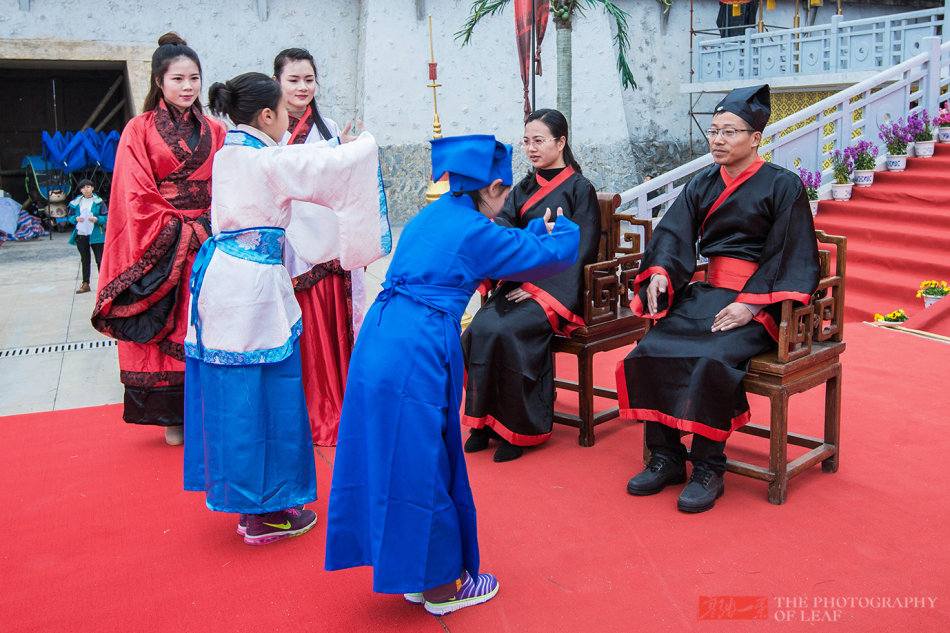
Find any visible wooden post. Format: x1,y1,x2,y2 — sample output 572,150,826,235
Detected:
94,99,127,133
81,76,124,131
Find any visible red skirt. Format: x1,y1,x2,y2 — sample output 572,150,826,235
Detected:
296,273,352,446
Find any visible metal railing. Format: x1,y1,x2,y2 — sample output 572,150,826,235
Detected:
694,4,948,83
621,37,950,219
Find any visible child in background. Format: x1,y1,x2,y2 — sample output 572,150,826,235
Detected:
325,135,580,615
182,72,385,545
67,179,107,293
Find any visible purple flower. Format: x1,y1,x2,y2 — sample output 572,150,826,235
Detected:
845,140,878,170
907,110,933,141
879,119,913,154
798,167,821,199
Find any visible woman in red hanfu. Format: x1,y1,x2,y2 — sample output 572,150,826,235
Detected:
93,32,226,445
273,47,359,447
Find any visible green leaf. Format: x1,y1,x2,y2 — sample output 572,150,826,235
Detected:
455,0,514,46
585,0,638,89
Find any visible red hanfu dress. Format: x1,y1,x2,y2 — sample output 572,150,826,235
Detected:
283,106,353,446
93,100,226,426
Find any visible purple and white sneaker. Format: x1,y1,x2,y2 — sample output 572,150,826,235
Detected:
403,592,425,604
243,507,317,546
423,570,499,615
237,513,248,536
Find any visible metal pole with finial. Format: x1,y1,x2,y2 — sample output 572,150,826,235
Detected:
424,13,450,204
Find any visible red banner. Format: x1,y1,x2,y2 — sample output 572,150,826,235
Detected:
515,0,548,121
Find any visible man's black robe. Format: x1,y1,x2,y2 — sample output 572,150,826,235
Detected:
618,159,819,441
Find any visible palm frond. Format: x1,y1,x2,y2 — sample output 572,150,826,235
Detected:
455,0,514,46
586,0,637,90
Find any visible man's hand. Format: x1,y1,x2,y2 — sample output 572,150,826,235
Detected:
711,302,754,332
506,285,533,303
646,274,668,314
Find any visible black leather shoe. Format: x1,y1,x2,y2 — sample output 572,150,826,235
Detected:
493,440,524,462
677,465,725,513
626,454,687,496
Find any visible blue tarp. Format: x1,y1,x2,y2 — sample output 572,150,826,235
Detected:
40,129,121,174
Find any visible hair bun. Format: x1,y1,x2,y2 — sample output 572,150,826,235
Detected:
207,82,233,117
157,31,187,47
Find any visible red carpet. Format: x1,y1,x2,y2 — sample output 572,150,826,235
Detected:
2,324,949,632
903,294,950,337
814,143,950,325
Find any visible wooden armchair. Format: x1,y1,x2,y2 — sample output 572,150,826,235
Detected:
642,230,847,504
551,193,653,446
734,230,846,504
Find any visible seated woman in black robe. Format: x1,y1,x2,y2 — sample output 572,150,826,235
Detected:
461,109,601,462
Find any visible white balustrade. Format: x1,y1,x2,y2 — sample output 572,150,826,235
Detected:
621,37,950,219
695,6,948,83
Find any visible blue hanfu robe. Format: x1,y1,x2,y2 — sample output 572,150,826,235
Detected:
325,193,580,594
182,126,386,514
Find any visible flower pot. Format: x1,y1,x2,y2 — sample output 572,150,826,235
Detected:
809,199,819,216
886,154,907,171
853,169,875,187
923,294,945,308
830,183,853,201
938,127,950,143
914,140,936,158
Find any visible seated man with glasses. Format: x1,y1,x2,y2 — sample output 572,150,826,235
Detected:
616,84,820,513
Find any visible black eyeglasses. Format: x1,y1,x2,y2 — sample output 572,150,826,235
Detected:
705,128,755,139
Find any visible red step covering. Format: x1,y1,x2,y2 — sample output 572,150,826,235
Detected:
813,143,950,333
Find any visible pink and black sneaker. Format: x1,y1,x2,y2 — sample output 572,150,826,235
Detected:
243,507,317,546
423,570,499,615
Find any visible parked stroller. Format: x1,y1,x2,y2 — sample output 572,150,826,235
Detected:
21,155,71,235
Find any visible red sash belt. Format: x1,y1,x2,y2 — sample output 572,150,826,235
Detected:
707,256,758,291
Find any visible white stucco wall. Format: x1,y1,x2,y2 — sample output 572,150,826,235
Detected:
1,0,938,216
1,0,932,146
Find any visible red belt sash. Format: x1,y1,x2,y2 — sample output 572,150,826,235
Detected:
707,256,758,291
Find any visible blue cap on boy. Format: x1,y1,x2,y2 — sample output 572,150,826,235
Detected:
430,134,513,193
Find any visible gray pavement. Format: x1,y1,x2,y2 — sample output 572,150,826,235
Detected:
0,224,479,417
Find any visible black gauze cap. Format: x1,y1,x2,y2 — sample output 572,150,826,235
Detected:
713,84,771,132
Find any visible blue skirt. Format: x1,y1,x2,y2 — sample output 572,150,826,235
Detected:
183,340,317,513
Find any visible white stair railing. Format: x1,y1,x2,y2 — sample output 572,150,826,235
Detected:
695,3,949,83
621,37,950,220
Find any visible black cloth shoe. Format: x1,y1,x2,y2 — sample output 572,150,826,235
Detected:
464,427,501,453
493,440,524,462
464,428,491,453
677,464,725,513
626,453,688,496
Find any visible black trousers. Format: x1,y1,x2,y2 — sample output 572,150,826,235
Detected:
645,421,727,475
75,235,103,283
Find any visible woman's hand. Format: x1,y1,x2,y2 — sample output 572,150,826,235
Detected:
646,274,668,314
339,119,365,144
711,302,754,332
542,206,564,234
89,215,98,223
544,207,564,233
506,285,533,303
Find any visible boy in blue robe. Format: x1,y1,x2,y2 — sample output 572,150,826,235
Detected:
325,134,581,615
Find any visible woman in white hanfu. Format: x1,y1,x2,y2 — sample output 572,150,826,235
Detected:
182,72,387,546
273,47,390,447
